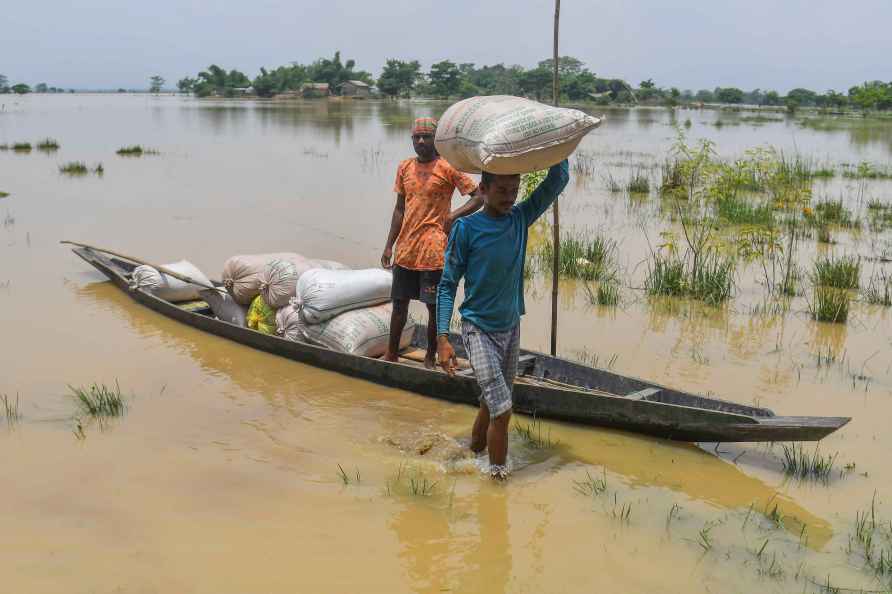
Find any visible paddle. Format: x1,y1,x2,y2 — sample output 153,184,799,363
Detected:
59,240,218,290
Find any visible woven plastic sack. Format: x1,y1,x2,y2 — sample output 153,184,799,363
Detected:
246,295,277,335
199,288,248,327
279,303,415,357
295,268,392,324
131,260,211,303
435,95,602,174
260,257,348,309
222,253,306,305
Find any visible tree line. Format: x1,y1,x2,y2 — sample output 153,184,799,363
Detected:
174,53,892,112
0,75,71,94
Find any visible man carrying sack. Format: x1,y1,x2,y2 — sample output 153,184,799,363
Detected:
381,117,482,368
436,160,570,480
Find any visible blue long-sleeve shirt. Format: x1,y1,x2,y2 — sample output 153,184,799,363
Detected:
437,160,570,335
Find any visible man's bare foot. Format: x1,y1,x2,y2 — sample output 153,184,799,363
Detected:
382,351,399,363
424,352,436,369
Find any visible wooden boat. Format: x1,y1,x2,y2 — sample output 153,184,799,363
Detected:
71,247,850,443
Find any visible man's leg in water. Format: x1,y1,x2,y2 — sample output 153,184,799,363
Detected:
471,404,490,452
383,298,410,362
487,411,512,471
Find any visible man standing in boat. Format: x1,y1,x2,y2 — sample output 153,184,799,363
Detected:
436,160,570,480
381,117,482,368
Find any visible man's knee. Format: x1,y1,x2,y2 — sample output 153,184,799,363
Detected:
490,409,512,427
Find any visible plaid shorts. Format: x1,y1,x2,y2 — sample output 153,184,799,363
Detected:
461,320,520,418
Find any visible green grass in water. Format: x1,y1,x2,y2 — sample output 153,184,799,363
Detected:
116,145,159,157
781,443,837,482
12,142,32,153
714,194,775,225
813,255,860,289
809,285,850,323
36,138,60,152
645,253,686,297
69,382,126,417
59,161,89,175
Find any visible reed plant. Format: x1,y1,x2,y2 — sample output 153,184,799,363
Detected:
813,199,858,228
583,280,620,306
571,151,597,177
68,382,125,417
2,393,20,424
660,158,685,196
813,255,860,289
12,142,32,153
645,252,686,297
780,443,837,482
809,286,850,323
863,270,892,306
538,232,617,281
602,170,623,193
337,464,361,485
408,474,437,496
519,169,547,200
690,250,736,304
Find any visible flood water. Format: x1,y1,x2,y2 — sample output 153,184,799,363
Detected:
2,95,892,593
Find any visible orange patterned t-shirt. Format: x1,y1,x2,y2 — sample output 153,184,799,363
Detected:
393,157,477,271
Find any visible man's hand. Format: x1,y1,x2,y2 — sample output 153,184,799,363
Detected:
443,214,455,236
381,246,393,269
437,335,457,376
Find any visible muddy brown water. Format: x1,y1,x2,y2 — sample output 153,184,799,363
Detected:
2,95,892,593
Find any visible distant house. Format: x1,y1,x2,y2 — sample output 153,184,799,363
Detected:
339,80,371,98
231,87,256,97
301,83,331,98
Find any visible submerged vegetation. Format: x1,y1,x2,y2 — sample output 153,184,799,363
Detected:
116,145,159,156
36,138,60,152
780,443,837,482
59,161,104,176
69,382,126,417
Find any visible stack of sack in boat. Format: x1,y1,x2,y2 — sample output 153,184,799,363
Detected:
206,252,416,357
276,267,416,357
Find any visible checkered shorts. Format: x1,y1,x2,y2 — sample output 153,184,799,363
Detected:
461,320,520,418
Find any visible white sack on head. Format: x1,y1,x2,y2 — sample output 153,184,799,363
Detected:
295,268,393,324
131,260,211,303
260,257,349,309
435,95,603,174
222,253,306,305
200,288,248,326
280,303,415,357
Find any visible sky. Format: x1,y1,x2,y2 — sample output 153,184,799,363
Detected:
2,0,890,92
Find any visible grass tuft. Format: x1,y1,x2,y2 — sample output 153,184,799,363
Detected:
12,142,32,153
573,468,608,497
0,191,9,199
645,253,686,297
809,286,850,323
68,382,126,417
538,232,617,281
36,138,60,152
626,170,650,194
513,417,559,449
2,393,21,424
59,161,89,175
813,255,860,289
863,270,892,306
116,145,160,157
584,280,620,306
780,443,837,482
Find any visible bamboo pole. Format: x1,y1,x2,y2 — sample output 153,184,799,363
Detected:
60,240,217,290
550,0,561,357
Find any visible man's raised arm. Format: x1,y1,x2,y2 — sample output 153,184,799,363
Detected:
518,159,570,226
